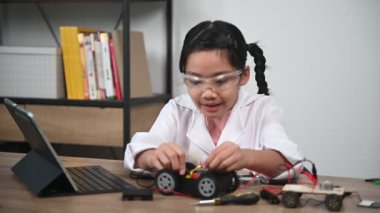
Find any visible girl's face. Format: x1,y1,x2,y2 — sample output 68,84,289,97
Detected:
184,50,250,119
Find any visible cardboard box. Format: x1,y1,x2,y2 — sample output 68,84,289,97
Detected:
111,31,153,98
0,46,64,98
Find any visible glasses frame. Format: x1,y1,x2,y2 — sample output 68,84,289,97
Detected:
182,70,243,93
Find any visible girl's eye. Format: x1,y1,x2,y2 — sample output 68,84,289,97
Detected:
214,77,229,86
188,79,202,85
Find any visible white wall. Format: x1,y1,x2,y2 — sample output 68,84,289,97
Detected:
2,0,379,178
172,0,380,178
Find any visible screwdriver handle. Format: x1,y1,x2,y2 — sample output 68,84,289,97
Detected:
216,192,260,205
260,189,280,204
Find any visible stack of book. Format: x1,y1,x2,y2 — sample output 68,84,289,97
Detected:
60,26,152,100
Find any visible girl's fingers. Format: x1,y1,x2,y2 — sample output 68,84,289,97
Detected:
152,143,186,173
205,142,243,171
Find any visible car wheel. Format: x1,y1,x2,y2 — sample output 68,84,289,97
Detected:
155,170,177,195
325,194,343,211
282,191,300,208
197,174,218,199
225,172,240,193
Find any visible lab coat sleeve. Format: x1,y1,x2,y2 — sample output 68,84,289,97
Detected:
124,100,178,172
259,98,304,179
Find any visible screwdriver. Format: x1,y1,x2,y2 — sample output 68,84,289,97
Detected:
195,192,260,205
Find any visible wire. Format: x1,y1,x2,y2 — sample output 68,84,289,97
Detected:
261,186,283,195
277,159,318,185
238,175,260,190
348,191,362,202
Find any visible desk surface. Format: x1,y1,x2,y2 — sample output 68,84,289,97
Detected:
0,152,378,213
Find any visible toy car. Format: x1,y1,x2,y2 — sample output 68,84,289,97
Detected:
281,182,345,211
155,163,239,199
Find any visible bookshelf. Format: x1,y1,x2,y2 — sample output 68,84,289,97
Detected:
0,0,172,156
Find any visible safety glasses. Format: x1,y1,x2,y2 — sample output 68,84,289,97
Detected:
182,70,242,93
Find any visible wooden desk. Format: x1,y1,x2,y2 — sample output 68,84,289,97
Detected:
0,152,379,212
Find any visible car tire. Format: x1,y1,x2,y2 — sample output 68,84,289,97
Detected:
155,170,178,195
197,174,218,199
282,191,300,208
225,172,240,193
325,194,343,211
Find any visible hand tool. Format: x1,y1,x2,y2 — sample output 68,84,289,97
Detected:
195,192,259,205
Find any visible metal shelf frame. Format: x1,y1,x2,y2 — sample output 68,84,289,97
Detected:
0,0,172,149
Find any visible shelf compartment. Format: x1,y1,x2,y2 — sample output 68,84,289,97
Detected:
0,94,171,108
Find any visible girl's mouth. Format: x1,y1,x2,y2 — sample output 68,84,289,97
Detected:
203,103,221,112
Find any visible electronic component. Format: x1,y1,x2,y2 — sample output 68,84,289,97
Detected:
281,183,345,211
357,200,380,209
122,188,153,201
320,181,334,190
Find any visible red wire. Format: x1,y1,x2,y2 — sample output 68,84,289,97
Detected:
282,162,318,185
238,176,259,190
261,186,283,195
301,170,318,185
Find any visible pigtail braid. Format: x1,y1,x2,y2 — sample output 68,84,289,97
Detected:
247,43,269,95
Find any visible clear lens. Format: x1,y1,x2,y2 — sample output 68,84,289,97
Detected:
182,70,242,93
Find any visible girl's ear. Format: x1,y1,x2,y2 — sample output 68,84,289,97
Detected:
239,66,250,86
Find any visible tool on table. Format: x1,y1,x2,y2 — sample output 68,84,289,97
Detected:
364,178,380,185
195,192,260,205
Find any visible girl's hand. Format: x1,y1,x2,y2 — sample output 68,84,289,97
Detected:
204,142,248,172
144,143,186,175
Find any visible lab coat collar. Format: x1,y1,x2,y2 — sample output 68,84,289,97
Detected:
180,90,263,153
175,94,214,153
187,110,215,153
218,90,263,146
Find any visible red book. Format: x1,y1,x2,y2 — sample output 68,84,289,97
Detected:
109,35,122,100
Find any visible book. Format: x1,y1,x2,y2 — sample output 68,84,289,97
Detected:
99,32,115,99
109,34,122,100
60,26,95,99
83,34,98,100
111,30,124,96
77,33,90,99
93,32,106,100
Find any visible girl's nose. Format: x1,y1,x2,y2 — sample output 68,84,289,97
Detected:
202,87,216,93
201,87,217,99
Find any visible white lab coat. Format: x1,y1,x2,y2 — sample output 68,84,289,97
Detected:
124,90,303,178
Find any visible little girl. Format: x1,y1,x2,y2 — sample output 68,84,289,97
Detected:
124,20,303,178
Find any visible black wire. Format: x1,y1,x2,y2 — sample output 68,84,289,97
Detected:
349,191,362,202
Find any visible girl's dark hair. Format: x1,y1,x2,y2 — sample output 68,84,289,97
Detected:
179,20,269,95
